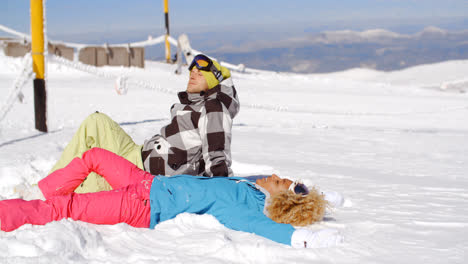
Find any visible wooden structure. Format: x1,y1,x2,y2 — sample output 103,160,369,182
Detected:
1,38,145,68
78,46,144,68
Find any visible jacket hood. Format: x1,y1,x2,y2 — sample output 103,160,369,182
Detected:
178,83,240,119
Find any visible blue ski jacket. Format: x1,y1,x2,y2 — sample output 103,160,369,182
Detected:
149,175,295,245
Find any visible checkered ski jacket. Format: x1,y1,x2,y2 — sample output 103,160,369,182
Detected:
141,84,239,177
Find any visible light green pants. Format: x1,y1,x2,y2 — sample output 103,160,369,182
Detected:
49,112,143,193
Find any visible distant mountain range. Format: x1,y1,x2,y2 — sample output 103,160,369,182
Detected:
48,24,468,74
204,27,468,73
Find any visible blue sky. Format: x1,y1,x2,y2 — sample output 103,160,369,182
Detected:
1,0,468,37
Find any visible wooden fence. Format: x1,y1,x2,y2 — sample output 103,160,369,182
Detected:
0,38,144,68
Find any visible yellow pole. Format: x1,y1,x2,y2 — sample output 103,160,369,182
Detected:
30,0,48,132
164,0,171,63
31,0,45,79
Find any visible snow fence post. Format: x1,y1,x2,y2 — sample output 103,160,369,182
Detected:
164,0,172,63
31,0,48,132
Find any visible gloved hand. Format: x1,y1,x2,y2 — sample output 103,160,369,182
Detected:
322,191,344,208
291,228,344,248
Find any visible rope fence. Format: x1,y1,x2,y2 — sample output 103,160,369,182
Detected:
0,53,34,124
2,51,466,124
49,54,289,111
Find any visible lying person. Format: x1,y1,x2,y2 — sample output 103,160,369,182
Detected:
0,148,343,248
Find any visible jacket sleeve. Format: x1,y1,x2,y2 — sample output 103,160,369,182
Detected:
199,99,233,177
213,206,296,245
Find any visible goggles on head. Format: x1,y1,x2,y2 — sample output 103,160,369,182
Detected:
188,54,224,82
288,180,310,196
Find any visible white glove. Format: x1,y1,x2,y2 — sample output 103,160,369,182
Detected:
291,228,344,248
322,191,344,208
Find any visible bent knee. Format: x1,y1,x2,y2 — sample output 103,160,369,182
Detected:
86,112,112,123
83,112,119,130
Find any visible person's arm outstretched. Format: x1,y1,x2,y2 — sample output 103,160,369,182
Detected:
214,205,295,245
214,205,344,248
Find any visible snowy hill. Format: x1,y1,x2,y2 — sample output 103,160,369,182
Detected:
1,53,468,263
209,27,468,73
316,28,408,44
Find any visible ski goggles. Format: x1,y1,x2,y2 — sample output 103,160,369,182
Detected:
188,54,224,82
289,180,309,196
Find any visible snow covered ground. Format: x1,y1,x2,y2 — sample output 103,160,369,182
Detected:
1,52,467,263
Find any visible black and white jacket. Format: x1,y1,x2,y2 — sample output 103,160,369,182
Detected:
141,83,239,177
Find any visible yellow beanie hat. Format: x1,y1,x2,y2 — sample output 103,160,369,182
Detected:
200,60,231,89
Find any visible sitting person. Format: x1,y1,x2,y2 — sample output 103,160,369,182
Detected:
45,54,238,195
1,148,343,249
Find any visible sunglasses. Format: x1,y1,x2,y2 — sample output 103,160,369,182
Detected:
188,54,224,82
288,180,310,196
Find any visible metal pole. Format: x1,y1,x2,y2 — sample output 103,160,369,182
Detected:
164,0,171,63
31,0,47,132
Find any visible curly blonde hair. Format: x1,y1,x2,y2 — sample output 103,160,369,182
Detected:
266,187,328,226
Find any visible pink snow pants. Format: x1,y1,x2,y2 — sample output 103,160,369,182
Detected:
0,148,154,232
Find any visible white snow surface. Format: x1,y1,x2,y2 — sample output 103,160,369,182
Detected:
1,53,468,263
